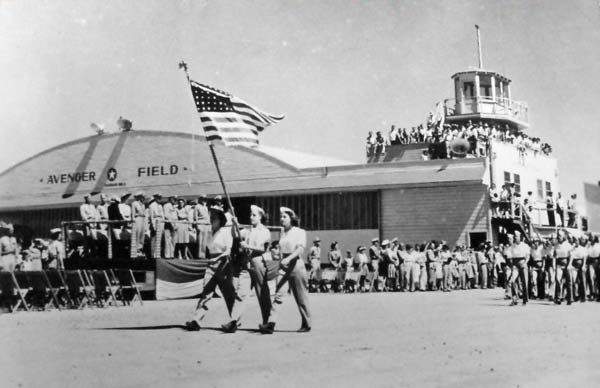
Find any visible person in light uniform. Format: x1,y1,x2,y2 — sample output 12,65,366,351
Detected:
227,204,271,332
570,237,588,303
259,207,311,334
185,205,237,331
587,235,600,301
148,194,164,259
508,231,530,306
554,230,573,305
130,191,146,258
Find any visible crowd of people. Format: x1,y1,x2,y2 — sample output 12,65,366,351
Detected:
366,120,552,160
305,230,600,306
489,184,581,231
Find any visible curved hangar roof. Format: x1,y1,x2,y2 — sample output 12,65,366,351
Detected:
0,130,485,211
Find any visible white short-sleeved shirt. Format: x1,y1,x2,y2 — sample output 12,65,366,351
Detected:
555,241,572,259
206,226,233,257
241,224,271,252
589,243,600,258
279,226,306,255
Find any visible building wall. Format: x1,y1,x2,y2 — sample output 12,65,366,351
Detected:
584,183,600,233
490,140,559,204
380,183,489,246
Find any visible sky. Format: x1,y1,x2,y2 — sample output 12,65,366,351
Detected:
0,0,599,204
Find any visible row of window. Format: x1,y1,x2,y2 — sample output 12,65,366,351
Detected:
503,171,552,199
251,191,379,230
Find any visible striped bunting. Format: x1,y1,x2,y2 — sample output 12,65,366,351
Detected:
190,81,284,147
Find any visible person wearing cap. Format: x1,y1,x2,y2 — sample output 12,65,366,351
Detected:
80,194,100,240
328,241,343,292
425,241,438,291
555,193,566,227
130,192,147,258
259,206,311,334
542,238,556,301
162,196,177,259
502,236,514,299
380,239,397,291
439,244,452,292
47,228,65,270
567,194,578,228
356,246,369,292
528,240,544,299
174,198,191,260
307,237,323,293
0,223,18,272
508,231,530,305
194,195,211,260
545,192,556,227
185,205,237,332
571,237,588,302
587,235,600,301
229,204,271,331
389,239,400,291
475,243,489,290
368,238,382,291
397,243,410,291
96,194,109,232
148,194,165,259
554,231,573,305
341,250,355,292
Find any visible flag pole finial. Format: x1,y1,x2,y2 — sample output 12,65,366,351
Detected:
179,60,190,82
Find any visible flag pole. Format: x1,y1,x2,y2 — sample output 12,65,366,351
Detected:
179,60,240,237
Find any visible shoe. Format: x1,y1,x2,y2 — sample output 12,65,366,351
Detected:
221,320,239,333
184,320,201,331
510,300,518,306
567,301,572,305
259,322,275,334
554,299,562,305
297,325,311,333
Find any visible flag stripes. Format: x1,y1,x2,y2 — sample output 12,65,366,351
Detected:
189,81,283,147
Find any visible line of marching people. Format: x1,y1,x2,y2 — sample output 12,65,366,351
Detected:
305,230,600,306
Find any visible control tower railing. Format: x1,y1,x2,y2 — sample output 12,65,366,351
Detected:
444,97,528,124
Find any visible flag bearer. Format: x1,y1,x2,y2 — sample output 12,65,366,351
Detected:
185,205,237,331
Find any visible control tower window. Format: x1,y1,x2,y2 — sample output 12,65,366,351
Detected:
480,85,491,97
463,82,474,98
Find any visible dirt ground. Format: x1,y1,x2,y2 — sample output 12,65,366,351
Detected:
2,289,600,388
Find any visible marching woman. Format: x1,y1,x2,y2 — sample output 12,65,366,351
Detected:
230,204,271,331
185,205,237,331
259,207,311,334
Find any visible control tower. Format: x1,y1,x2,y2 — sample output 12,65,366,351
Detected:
444,69,529,130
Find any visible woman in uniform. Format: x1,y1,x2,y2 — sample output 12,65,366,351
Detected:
185,205,237,332
259,206,311,334
174,198,191,260
356,246,369,292
328,241,342,292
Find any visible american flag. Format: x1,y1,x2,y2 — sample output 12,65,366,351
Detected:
190,81,284,147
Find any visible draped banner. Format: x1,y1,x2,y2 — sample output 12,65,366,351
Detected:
155,259,207,300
